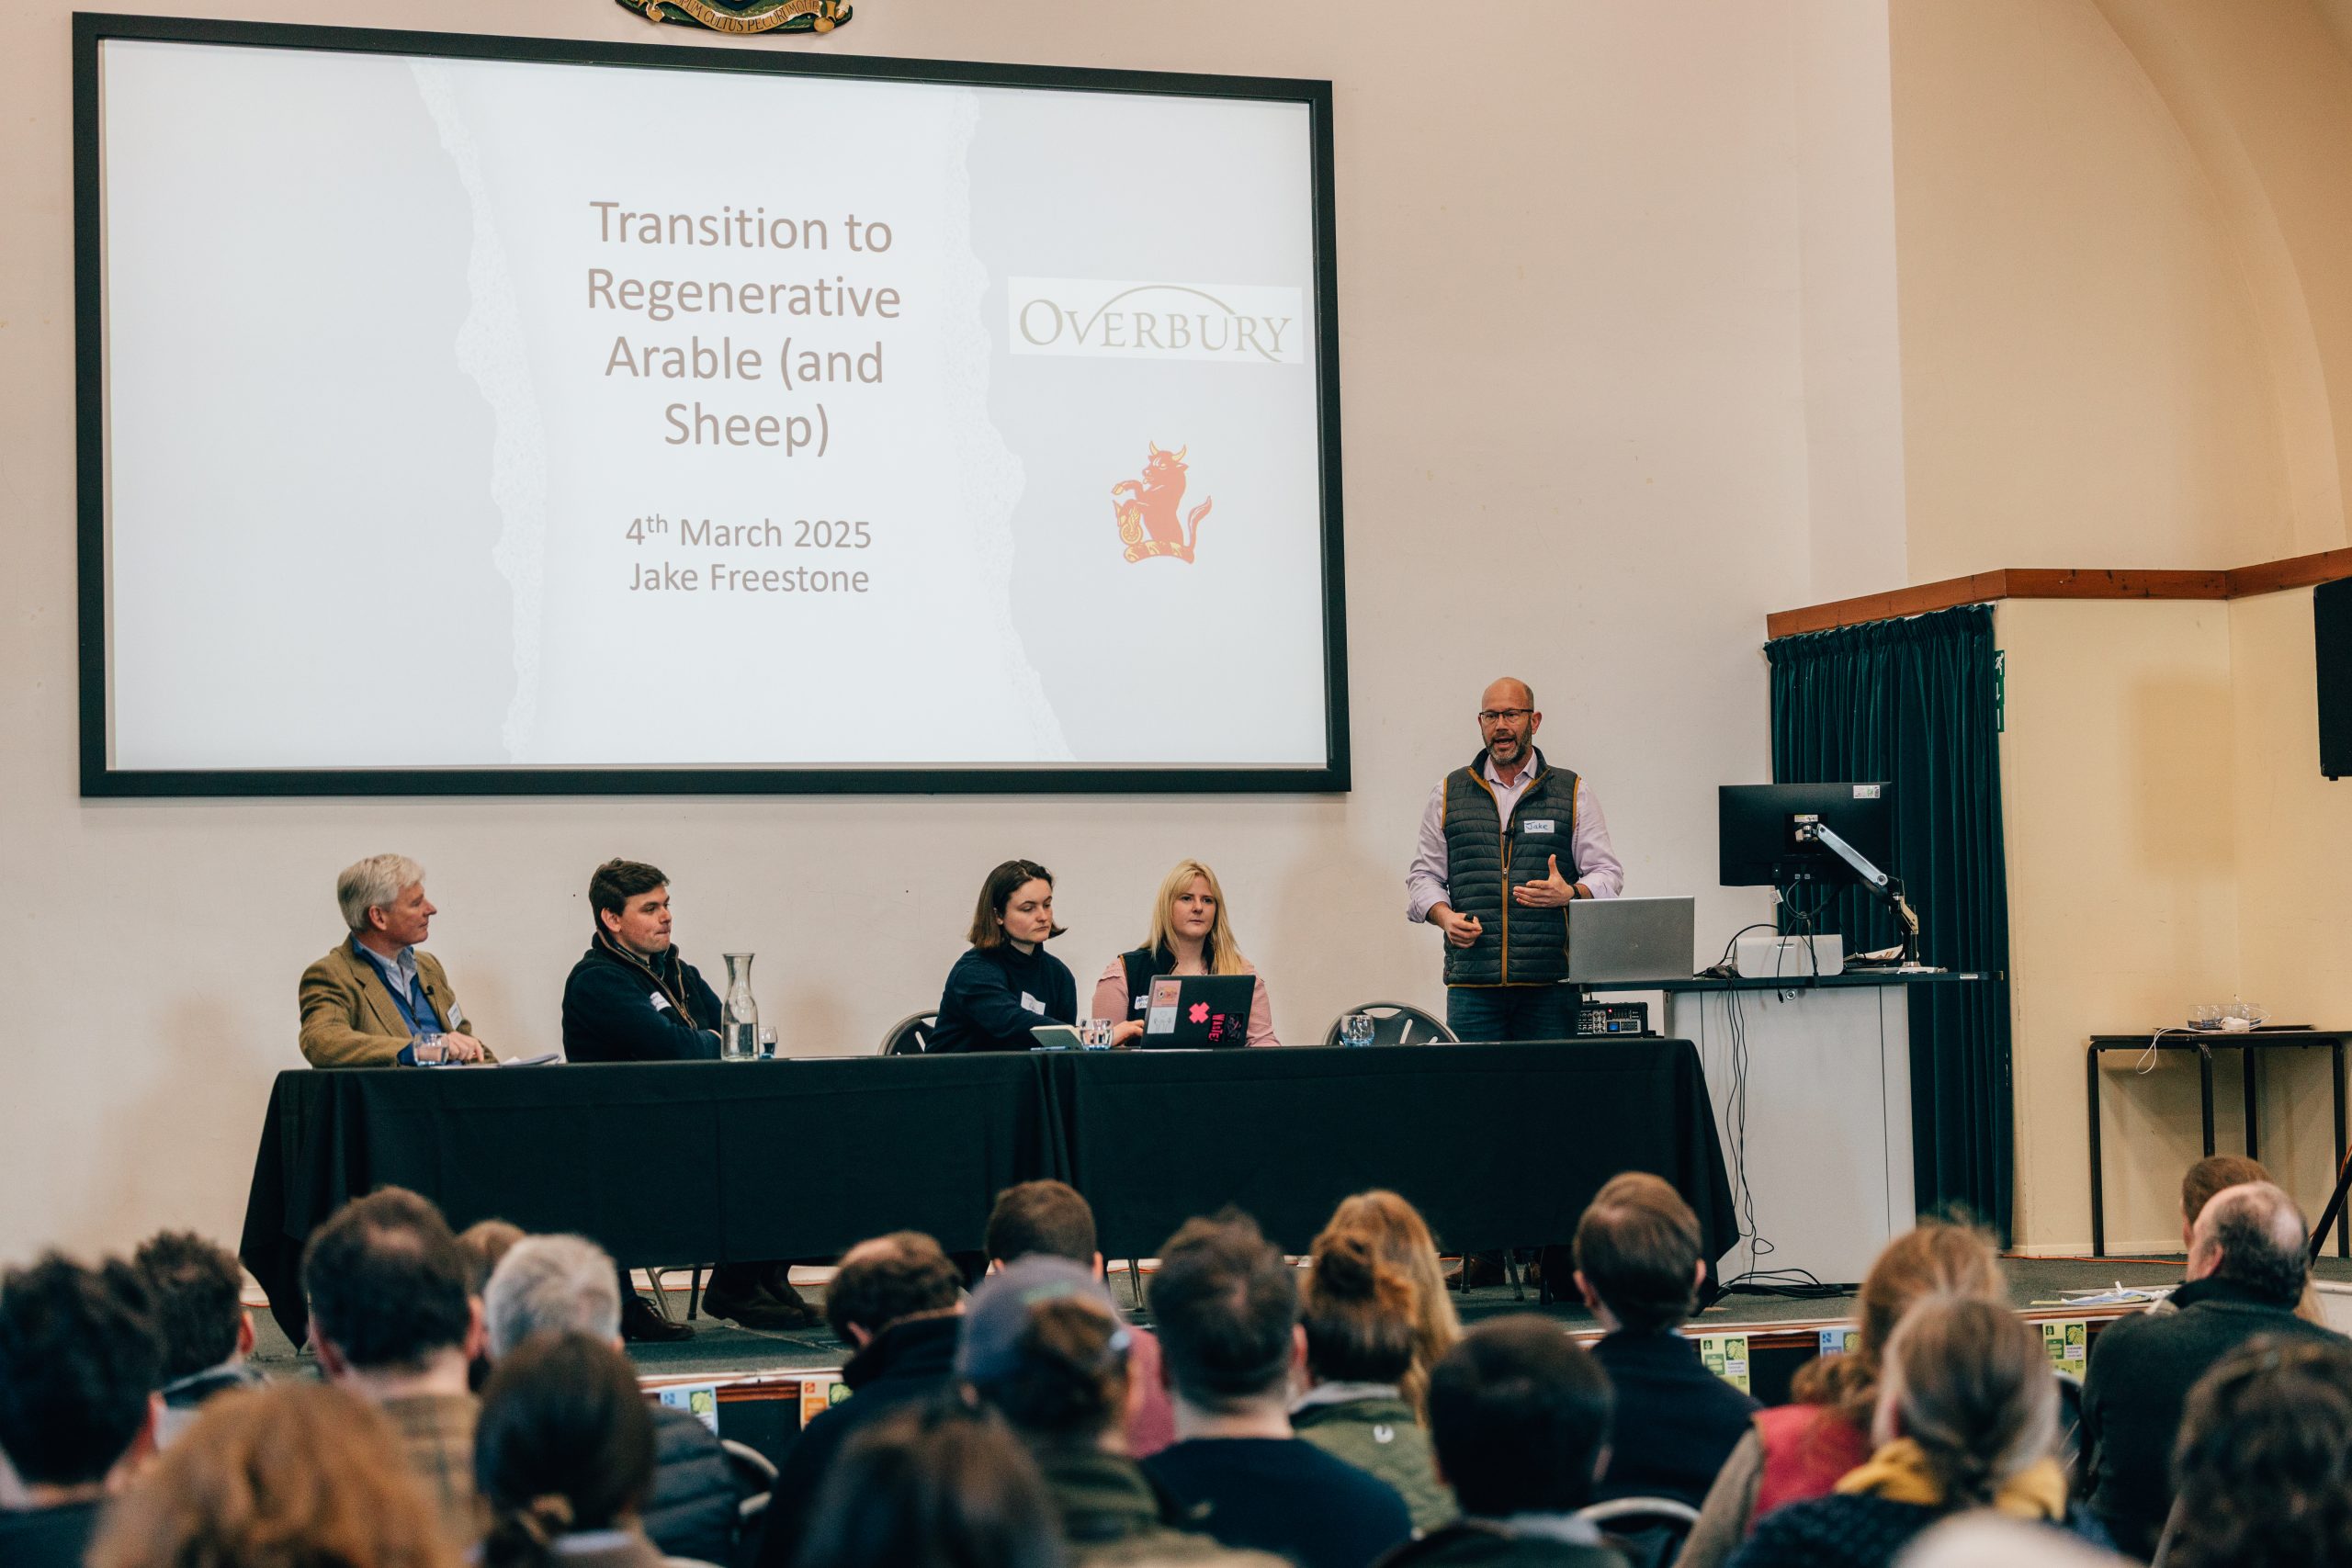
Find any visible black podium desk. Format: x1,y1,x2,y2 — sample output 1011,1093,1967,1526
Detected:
240,1039,1735,1344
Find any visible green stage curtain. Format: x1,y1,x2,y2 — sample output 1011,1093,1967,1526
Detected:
1766,604,2013,1242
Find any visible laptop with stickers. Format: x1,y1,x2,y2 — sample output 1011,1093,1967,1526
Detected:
1137,975,1255,1048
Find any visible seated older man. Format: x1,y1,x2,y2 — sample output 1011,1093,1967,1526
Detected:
2080,1179,2346,1557
300,853,492,1066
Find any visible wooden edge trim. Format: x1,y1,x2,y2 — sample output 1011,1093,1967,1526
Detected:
1769,548,2352,638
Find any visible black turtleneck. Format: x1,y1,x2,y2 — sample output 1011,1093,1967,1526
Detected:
560,936,723,1062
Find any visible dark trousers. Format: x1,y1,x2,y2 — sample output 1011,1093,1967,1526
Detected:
1445,983,1578,1043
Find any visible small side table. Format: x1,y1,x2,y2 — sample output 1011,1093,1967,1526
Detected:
2086,1027,2351,1258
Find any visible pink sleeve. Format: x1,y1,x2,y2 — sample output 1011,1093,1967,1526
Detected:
1088,958,1129,1024
1247,973,1281,1047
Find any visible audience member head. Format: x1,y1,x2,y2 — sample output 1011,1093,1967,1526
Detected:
456,1219,526,1296
1315,1190,1462,1410
1900,1513,2132,1568
1147,1210,1300,1418
0,1254,164,1496
484,1234,622,1358
959,1257,1132,1450
1792,1219,2005,1429
1145,860,1248,974
2182,1156,2267,1234
2188,1180,2308,1305
338,853,432,947
87,1382,454,1568
300,1187,479,1387
2169,1336,2352,1568
798,1401,1063,1568
476,1332,655,1568
1871,1293,2056,1509
1426,1314,1612,1518
1572,1171,1705,1335
1300,1231,1417,1389
588,859,673,955
986,1180,1100,1271
968,859,1067,949
826,1231,964,1347
133,1231,252,1383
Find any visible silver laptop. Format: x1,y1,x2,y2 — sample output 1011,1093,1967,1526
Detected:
1566,897,1695,984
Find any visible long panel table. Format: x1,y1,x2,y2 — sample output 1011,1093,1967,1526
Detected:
241,1040,1735,1343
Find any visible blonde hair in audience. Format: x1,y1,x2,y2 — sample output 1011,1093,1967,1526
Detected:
1317,1189,1462,1415
89,1382,455,1568
1144,860,1250,976
1791,1218,2005,1431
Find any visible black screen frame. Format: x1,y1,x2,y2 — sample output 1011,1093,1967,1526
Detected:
74,11,1349,798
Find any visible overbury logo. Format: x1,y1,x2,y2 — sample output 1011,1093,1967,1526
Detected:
1114,444,1213,564
1011,278,1306,366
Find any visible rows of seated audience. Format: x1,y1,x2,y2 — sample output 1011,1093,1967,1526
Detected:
2,1153,2349,1568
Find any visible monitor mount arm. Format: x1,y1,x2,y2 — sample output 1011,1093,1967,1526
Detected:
1792,819,1928,971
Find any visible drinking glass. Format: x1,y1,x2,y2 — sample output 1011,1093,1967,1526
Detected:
1341,1012,1376,1048
413,1032,447,1065
1081,1019,1113,1051
757,1025,778,1060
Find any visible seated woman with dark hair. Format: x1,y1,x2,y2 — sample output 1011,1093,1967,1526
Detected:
1726,1297,2108,1568
798,1399,1064,1568
1293,1232,1450,1531
928,860,1079,1054
2165,1335,2352,1568
476,1332,662,1568
1090,860,1279,1047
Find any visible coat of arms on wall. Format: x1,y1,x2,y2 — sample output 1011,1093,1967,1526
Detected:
616,0,851,35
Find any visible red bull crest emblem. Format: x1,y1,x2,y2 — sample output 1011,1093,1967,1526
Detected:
1113,443,1214,564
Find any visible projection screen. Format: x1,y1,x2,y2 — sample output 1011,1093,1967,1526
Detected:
75,16,1345,795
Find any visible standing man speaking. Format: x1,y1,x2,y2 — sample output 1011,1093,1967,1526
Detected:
1407,677,1623,1041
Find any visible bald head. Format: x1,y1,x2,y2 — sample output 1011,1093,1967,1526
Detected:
2188,1180,2308,1303
1476,678,1542,769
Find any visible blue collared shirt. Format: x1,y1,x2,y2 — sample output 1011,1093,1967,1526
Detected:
351,936,444,1063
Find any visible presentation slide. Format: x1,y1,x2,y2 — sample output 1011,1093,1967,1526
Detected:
92,33,1337,783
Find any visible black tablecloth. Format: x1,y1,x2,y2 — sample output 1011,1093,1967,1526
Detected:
239,1055,1048,1344
240,1042,1734,1343
1038,1041,1736,1259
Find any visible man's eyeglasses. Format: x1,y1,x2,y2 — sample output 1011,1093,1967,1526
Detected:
1476,708,1532,725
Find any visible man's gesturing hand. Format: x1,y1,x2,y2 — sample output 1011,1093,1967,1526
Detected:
1430,905,1485,949
1510,855,1581,908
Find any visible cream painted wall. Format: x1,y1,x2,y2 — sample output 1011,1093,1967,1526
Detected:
1997,599,2247,1252
0,2,1914,1260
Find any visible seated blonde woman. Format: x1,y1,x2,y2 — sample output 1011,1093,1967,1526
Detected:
1091,860,1279,1047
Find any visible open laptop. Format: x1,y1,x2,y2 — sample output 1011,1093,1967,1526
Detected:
1566,896,1696,985
1138,975,1255,1048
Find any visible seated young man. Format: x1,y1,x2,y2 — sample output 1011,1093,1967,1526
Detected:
1139,1209,1413,1568
132,1231,261,1446
0,1255,166,1568
1384,1315,1628,1568
1573,1172,1756,1504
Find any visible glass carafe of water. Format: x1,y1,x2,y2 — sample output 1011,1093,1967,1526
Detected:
721,953,759,1061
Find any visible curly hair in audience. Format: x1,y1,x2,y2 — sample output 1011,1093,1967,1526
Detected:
2169,1337,2352,1568
983,1295,1132,1444
133,1231,246,1382
1315,1190,1462,1414
798,1400,1063,1568
1301,1231,1417,1386
1791,1219,2004,1431
823,1231,963,1342
476,1331,655,1568
0,1253,164,1486
1874,1294,2056,1510
87,1382,455,1568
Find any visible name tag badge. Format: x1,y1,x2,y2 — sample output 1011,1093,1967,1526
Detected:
650,992,673,1013
447,1003,465,1027
1135,995,1149,1010
1020,992,1046,1016
1523,819,1556,835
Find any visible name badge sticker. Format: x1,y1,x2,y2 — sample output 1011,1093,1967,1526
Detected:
1135,995,1149,1010
1523,819,1556,835
1020,992,1046,1015
650,992,673,1013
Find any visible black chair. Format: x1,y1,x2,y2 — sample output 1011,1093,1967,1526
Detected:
878,1011,935,1055
1320,1001,1457,1046
1576,1496,1700,1568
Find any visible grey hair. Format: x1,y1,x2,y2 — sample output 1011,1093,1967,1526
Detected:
337,854,425,933
484,1234,621,1357
2194,1180,2311,1303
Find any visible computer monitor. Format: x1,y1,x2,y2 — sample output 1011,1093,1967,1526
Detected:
1719,784,1894,888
